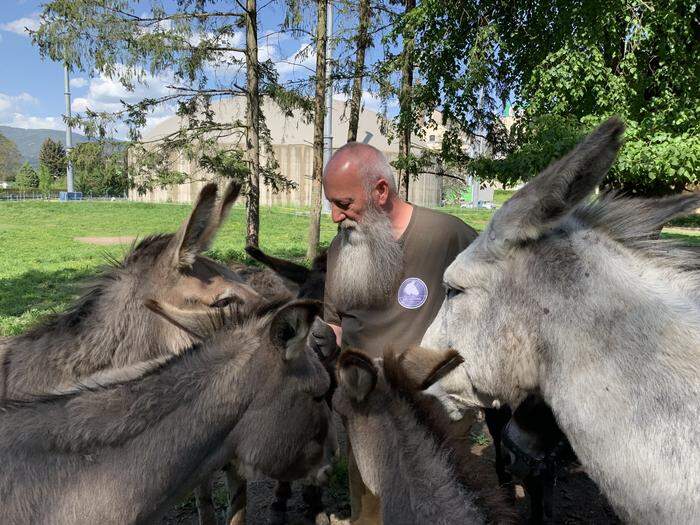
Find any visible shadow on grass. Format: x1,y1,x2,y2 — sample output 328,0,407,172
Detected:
0,267,99,319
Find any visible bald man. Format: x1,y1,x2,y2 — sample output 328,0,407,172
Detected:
321,142,477,523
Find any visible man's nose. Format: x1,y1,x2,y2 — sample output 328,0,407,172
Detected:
331,207,345,223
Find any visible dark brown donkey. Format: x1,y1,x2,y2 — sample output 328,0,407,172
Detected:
0,299,332,524
0,182,261,523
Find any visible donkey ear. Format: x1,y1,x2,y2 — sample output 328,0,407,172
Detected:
171,183,219,269
489,117,624,244
245,245,312,285
143,299,206,341
269,300,323,361
215,180,242,226
337,350,377,403
384,346,464,391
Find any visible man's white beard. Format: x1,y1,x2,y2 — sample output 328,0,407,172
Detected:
330,206,404,311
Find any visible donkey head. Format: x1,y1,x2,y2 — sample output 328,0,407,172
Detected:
333,347,463,496
125,182,260,354
146,297,332,482
421,118,628,413
226,300,332,482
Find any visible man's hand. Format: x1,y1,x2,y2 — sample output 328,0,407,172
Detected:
307,317,339,363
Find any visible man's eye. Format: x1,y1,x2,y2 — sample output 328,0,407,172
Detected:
210,297,234,308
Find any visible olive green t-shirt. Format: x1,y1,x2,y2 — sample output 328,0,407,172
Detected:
324,206,477,358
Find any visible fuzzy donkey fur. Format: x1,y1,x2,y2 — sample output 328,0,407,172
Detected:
0,181,257,401
422,117,700,524
0,182,268,524
0,299,332,524
333,348,488,524
224,246,332,525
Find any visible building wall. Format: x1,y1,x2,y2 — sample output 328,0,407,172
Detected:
130,144,443,207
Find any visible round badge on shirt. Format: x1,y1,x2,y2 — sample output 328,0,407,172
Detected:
397,277,428,309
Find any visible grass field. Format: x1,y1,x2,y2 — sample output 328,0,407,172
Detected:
1,200,698,336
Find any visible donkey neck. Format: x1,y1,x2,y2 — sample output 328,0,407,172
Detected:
364,393,484,524
0,333,258,523
539,314,700,523
3,270,182,399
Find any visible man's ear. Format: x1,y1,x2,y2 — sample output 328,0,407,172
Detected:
384,346,464,391
337,350,377,403
375,179,390,206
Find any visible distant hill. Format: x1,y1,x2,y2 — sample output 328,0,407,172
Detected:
0,126,93,167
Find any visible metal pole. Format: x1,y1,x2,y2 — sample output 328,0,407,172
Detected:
64,64,74,193
322,0,333,213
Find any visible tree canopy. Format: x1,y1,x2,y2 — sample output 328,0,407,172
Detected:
396,0,699,195
0,133,22,182
39,138,67,181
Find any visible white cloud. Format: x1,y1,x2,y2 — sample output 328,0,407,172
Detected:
1,15,40,36
4,114,62,130
0,92,59,129
275,42,316,77
71,77,88,88
72,67,176,114
67,68,177,139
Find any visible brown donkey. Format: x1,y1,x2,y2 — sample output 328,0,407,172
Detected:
334,347,504,525
0,182,261,523
0,299,332,524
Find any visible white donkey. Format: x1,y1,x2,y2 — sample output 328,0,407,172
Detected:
422,117,700,524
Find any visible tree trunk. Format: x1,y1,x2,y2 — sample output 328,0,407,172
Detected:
347,0,371,143
245,0,260,247
398,0,415,201
307,0,328,260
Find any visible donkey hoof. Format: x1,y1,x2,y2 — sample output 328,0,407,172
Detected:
314,512,331,525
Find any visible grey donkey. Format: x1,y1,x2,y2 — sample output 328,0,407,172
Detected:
333,347,488,524
0,181,258,400
0,181,264,523
421,117,700,524
0,298,332,524
226,246,334,524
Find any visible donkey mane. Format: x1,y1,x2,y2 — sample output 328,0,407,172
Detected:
0,353,179,412
0,297,296,455
20,234,174,341
572,192,700,282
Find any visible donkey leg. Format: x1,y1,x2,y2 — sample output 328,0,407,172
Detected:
269,481,291,525
302,483,330,525
223,463,247,525
484,406,513,486
195,475,218,525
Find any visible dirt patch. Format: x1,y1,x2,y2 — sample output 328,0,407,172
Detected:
74,236,136,246
161,418,620,525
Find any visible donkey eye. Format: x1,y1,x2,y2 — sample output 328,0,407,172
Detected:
210,296,234,308
444,284,461,300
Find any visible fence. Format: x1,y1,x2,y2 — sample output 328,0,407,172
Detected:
0,190,127,202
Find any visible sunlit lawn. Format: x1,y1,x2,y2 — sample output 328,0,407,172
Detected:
0,200,697,336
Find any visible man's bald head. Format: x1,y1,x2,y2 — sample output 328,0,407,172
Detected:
324,142,397,194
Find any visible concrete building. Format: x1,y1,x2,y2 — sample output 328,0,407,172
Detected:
130,97,443,207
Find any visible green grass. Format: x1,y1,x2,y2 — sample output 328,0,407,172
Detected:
1,200,698,336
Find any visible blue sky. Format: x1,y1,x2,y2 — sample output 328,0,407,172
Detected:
0,1,395,137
